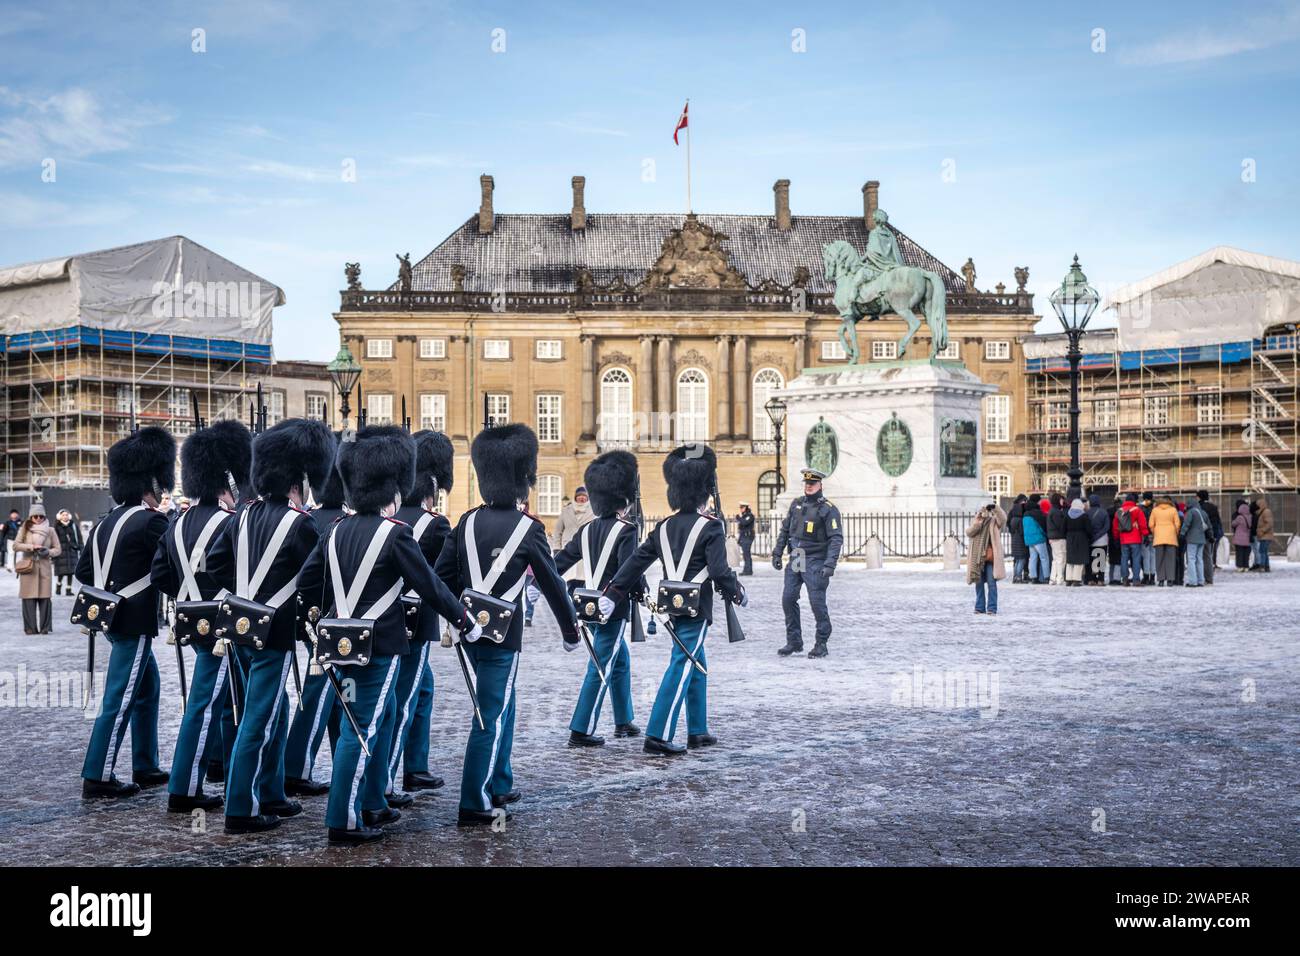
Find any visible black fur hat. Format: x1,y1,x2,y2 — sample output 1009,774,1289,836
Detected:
108,426,176,504
316,431,347,509
662,443,716,512
405,430,455,506
471,423,537,507
585,450,638,518
251,418,335,500
338,425,416,514
181,419,252,503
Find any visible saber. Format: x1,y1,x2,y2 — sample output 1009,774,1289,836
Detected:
659,615,708,677
578,622,609,689
289,642,304,712
82,630,96,711
170,623,188,716
323,665,371,758
221,639,244,726
453,639,486,731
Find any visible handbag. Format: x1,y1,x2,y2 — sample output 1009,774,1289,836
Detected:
654,516,710,618
70,506,151,634
213,506,305,650
315,518,404,667
170,508,231,648
14,550,32,575
571,521,625,624
459,510,533,643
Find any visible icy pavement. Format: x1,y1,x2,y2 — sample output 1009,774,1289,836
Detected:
0,560,1296,866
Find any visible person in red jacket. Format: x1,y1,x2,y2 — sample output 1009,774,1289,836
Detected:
1112,492,1150,586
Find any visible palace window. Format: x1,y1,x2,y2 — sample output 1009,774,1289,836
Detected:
1251,466,1278,488
536,475,562,516
1144,395,1170,426
598,368,634,443
486,393,510,426
751,368,785,440
985,340,1011,361
985,472,1012,497
169,388,192,436
1094,398,1117,429
1147,470,1169,489
535,339,563,360
306,392,329,422
936,340,961,361
1046,401,1067,431
267,390,286,426
419,338,446,359
116,384,141,414
757,470,782,516
368,393,393,425
675,368,709,442
821,340,846,361
1196,469,1222,490
536,394,562,442
870,340,898,361
984,394,1010,443
1196,392,1222,423
483,339,510,360
419,393,446,431
1251,392,1284,420
367,338,393,359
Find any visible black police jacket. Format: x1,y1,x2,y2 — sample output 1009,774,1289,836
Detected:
774,495,843,567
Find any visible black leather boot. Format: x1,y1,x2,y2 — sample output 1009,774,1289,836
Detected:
687,733,718,749
132,768,171,788
568,730,605,747
82,776,141,799
458,807,511,826
614,722,641,738
224,813,281,834
168,791,223,812
285,776,330,797
808,642,829,659
363,807,400,827
777,639,803,657
385,791,415,808
260,799,303,818
491,790,521,807
404,771,444,791
329,825,385,845
644,736,687,755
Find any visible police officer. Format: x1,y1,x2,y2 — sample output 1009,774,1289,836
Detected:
386,429,456,797
150,418,251,812
207,417,336,834
772,468,842,658
434,423,582,825
78,426,175,798
297,426,476,845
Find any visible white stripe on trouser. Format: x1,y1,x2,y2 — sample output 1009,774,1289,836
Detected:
102,637,148,782
586,621,626,736
664,625,707,741
187,655,229,796
249,652,292,817
388,642,430,789
480,654,520,812
301,680,333,780
347,656,401,830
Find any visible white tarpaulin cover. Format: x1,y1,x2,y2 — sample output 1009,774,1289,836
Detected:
0,236,283,344
1105,246,1300,351
1022,328,1119,360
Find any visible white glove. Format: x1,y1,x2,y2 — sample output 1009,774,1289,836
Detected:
737,586,749,608
525,585,541,605
463,621,483,643
597,596,615,619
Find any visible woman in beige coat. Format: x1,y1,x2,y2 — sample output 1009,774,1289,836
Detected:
14,503,61,634
966,502,1007,615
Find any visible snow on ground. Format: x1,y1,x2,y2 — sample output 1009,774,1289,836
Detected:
0,558,1295,866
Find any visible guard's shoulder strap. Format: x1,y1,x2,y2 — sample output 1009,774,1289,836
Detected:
93,504,147,592
237,505,305,606
329,518,401,621
660,515,709,583
466,510,533,600
584,520,625,589
174,508,229,601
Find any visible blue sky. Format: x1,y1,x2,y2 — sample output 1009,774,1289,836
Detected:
2,0,1298,360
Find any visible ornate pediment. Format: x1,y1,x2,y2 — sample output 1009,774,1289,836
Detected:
599,350,634,369
675,348,711,370
641,214,747,290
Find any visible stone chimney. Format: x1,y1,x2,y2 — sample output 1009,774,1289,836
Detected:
773,179,791,231
862,180,880,229
571,175,586,230
478,174,495,234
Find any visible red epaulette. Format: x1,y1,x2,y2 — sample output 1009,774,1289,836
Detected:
291,503,311,515
386,516,409,527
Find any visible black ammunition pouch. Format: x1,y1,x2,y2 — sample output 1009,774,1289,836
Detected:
656,579,702,618
314,617,374,667
460,588,514,643
571,586,606,624
174,599,222,648
215,594,276,650
70,586,123,634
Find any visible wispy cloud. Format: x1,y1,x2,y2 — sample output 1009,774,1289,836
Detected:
0,191,134,229
0,86,167,168
1121,6,1300,65
547,120,629,138
240,159,338,183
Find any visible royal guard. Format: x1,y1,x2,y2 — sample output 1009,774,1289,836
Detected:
386,429,456,798
297,426,477,845
555,450,643,747
772,468,842,658
283,439,348,797
434,423,582,825
206,418,336,834
150,419,252,812
602,445,746,755
77,426,175,798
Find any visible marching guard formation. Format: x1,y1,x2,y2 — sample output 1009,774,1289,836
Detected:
72,409,749,846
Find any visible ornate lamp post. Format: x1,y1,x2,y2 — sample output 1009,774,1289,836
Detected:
1049,255,1099,502
326,342,362,429
764,396,788,504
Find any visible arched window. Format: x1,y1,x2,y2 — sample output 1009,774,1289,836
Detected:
985,472,1012,497
751,368,785,440
598,367,634,444
757,470,782,516
675,368,709,441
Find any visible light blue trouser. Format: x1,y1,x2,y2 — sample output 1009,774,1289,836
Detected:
1028,542,1050,581
1255,540,1271,570
402,650,435,774
1141,542,1155,574
82,633,161,781
386,640,432,791
646,618,709,743
225,649,292,818
459,642,519,813
325,655,400,831
974,563,997,612
168,644,238,797
1184,546,1205,585
285,667,335,783
569,618,633,735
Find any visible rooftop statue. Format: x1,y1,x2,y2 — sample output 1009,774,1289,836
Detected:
823,209,949,363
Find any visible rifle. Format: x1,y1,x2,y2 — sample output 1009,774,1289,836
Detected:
356,382,367,429
401,395,411,432
710,477,747,644
164,391,209,716
628,475,647,642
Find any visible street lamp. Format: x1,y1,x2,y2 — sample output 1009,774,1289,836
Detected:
326,342,362,429
1049,255,1100,502
764,395,788,504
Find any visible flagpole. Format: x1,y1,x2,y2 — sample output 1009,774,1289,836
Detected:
684,98,692,214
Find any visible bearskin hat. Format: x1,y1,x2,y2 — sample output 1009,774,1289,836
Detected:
584,450,638,518
405,430,455,506
108,426,176,505
181,419,252,503
662,443,716,512
338,425,416,514
251,417,336,500
471,423,537,507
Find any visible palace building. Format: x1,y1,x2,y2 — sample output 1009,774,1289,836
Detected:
333,175,1040,517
